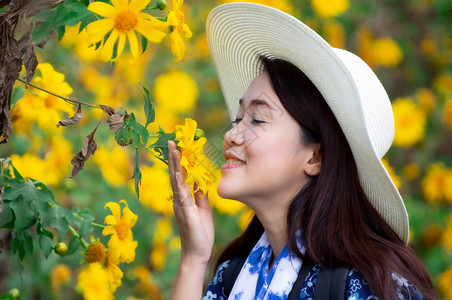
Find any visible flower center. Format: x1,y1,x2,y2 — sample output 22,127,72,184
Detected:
115,221,129,240
182,148,197,169
85,241,106,264
172,12,185,33
45,96,57,108
114,9,138,32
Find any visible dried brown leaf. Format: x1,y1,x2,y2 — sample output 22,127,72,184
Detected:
99,105,115,116
70,120,100,178
107,112,127,132
56,104,83,127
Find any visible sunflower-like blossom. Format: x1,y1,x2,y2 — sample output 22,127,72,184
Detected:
167,0,192,61
175,118,213,194
86,0,168,61
103,200,138,263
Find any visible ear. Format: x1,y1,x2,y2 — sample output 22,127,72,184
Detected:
304,143,321,177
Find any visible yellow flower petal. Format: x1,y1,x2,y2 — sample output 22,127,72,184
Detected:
87,2,117,18
173,0,183,10
135,20,167,43
102,226,116,236
86,19,115,44
129,0,151,12
104,201,121,220
167,11,179,26
100,29,120,61
115,33,127,60
126,31,139,58
104,215,118,226
183,23,192,38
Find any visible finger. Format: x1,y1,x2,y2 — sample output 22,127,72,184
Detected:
175,172,193,207
195,190,210,210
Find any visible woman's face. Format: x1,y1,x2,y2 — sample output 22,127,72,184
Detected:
217,72,320,209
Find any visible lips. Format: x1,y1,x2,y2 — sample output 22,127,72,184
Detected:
222,151,246,169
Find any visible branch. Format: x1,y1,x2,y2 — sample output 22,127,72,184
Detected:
16,77,104,110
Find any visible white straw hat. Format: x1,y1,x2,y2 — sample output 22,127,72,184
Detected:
206,3,409,244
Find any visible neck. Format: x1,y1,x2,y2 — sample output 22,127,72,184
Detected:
253,204,288,259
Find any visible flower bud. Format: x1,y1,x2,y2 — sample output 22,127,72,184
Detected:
54,242,68,256
9,288,20,299
194,128,205,140
157,0,166,10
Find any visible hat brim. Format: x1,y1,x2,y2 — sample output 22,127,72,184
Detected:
206,3,409,244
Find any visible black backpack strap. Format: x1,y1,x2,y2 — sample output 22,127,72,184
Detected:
287,257,315,300
222,256,247,297
313,267,350,300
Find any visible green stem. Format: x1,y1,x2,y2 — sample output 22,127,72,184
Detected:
145,147,169,165
67,224,89,249
73,212,106,229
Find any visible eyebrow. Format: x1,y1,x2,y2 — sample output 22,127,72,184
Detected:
238,98,273,109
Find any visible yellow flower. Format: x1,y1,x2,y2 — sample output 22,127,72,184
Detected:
371,37,403,67
51,264,71,293
175,118,214,194
105,248,123,292
154,70,198,113
93,145,133,187
209,170,246,215
18,63,74,131
10,153,59,186
392,97,426,147
438,267,452,300
311,0,349,18
78,263,113,300
137,164,173,214
381,159,401,190
403,163,421,181
421,163,452,204
150,242,167,271
45,134,73,183
60,23,102,62
415,88,436,114
434,73,452,97
133,266,163,299
86,0,167,61
85,241,107,264
103,200,138,263
153,217,173,243
239,208,254,231
167,0,192,62
443,215,452,251
324,20,345,49
443,99,452,128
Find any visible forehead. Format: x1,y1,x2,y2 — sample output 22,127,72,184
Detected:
239,73,282,111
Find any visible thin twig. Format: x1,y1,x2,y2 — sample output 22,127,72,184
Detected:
16,78,103,110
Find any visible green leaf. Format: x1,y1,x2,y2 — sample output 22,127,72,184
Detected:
133,149,142,198
141,35,148,54
11,87,24,104
8,196,38,232
34,201,75,240
142,85,155,128
115,114,135,146
0,203,14,229
137,123,149,146
149,126,176,161
4,180,49,231
31,9,56,43
66,236,79,256
38,233,53,259
79,220,93,237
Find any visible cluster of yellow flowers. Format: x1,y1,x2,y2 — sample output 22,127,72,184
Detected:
77,200,138,299
421,163,452,204
357,28,403,68
84,0,191,62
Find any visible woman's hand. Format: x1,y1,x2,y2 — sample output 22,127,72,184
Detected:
168,140,214,268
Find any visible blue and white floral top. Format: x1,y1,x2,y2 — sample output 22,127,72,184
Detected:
204,260,423,300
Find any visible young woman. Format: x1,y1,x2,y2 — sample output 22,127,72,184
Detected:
168,3,437,299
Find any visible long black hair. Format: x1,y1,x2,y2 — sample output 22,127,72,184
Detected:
214,56,437,299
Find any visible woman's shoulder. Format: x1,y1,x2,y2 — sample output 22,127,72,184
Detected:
345,269,423,300
203,260,231,300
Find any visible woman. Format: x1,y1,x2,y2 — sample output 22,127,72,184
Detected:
168,3,437,299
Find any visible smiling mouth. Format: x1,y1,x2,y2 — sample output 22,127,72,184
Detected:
222,159,246,170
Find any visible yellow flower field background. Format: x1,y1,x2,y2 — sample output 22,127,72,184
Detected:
0,0,452,299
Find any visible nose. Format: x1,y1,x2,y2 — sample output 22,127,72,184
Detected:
224,122,245,148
